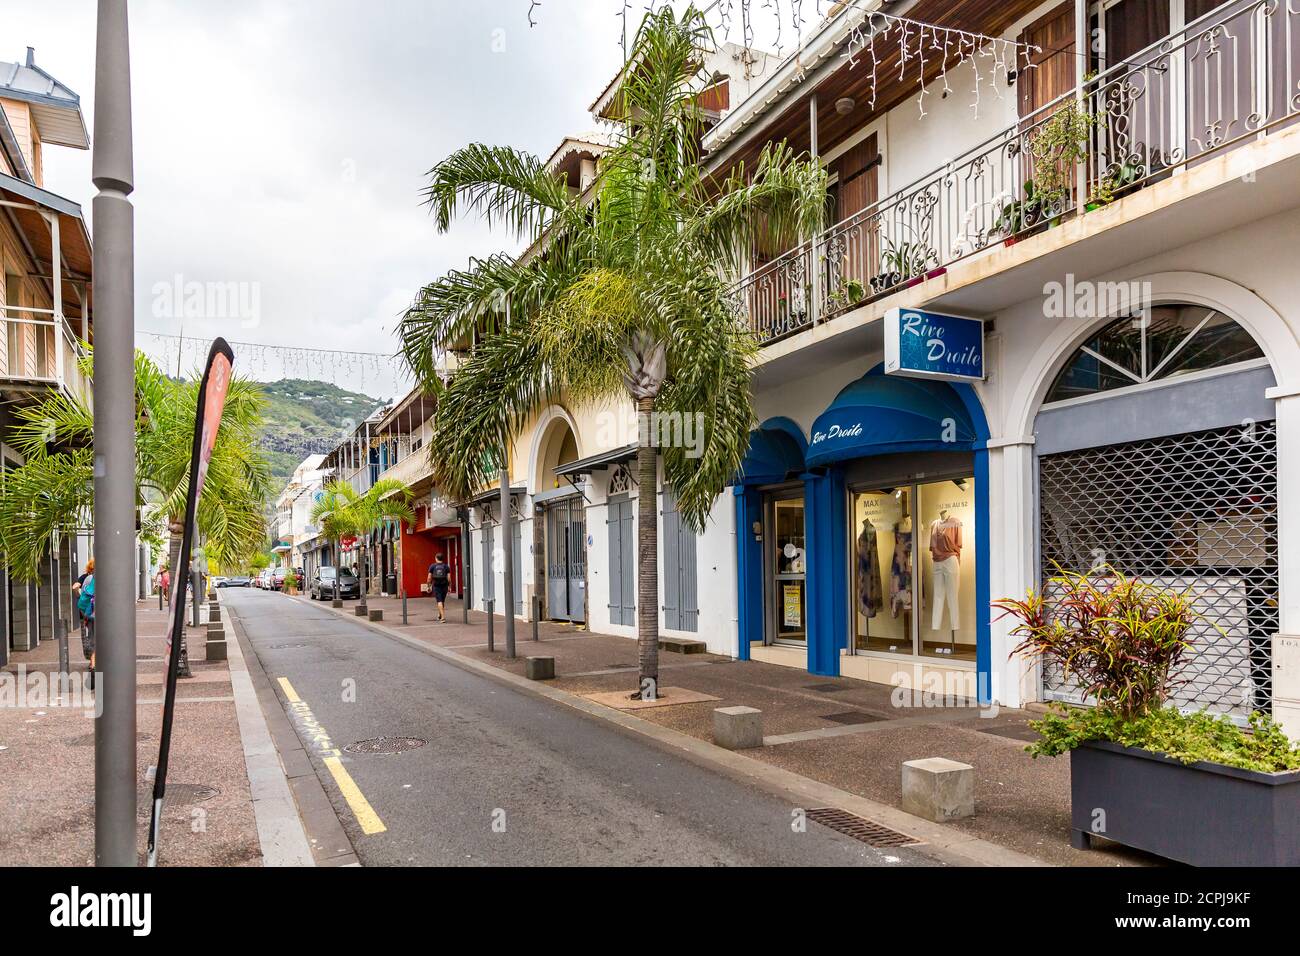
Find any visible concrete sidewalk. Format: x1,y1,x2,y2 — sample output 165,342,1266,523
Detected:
317,590,1156,867
0,599,308,866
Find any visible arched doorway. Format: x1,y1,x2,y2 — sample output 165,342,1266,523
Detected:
1033,303,1276,718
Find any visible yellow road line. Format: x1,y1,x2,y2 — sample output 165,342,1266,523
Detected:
323,756,388,835
276,676,386,836
277,677,301,703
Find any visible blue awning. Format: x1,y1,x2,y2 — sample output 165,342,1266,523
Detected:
737,421,806,485
805,371,977,468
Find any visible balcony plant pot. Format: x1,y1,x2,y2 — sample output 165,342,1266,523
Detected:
870,272,902,295
1070,740,1300,866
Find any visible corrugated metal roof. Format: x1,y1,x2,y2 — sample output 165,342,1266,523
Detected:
0,49,89,149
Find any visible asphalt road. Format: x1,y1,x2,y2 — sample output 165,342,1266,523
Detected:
223,587,933,866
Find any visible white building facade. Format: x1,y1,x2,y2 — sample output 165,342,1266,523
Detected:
465,0,1300,736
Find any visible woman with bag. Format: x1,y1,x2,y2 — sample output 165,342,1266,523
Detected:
77,569,96,689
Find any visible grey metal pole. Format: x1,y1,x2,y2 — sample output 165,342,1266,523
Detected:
499,468,515,660
401,588,407,626
486,598,495,652
532,595,539,642
92,0,137,868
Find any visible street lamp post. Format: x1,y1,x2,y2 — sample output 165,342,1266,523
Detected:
92,0,137,867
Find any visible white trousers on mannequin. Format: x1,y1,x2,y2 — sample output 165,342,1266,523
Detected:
932,556,960,631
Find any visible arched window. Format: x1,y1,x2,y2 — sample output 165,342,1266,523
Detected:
1045,304,1265,404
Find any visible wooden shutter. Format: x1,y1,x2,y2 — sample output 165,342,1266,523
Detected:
834,134,880,221
620,499,636,625
1018,2,1076,118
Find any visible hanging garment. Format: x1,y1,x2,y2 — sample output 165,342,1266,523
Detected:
932,555,961,631
890,530,913,617
929,516,963,563
856,520,883,619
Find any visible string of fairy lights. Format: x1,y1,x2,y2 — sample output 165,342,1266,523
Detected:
537,1,1047,120
136,330,413,391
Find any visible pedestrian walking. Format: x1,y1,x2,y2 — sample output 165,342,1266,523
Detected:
427,553,452,623
76,567,97,689
156,565,171,602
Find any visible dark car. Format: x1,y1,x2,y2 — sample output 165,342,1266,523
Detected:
219,576,252,588
271,567,289,591
311,567,360,600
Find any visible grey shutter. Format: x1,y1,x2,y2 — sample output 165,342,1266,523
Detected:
620,499,636,626
680,508,699,633
607,500,624,625
512,517,523,615
661,489,681,630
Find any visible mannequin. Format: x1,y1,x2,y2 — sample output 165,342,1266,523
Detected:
857,517,883,619
929,508,963,644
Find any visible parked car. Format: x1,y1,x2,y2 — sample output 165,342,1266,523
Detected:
211,575,229,588
311,566,360,600
220,576,252,588
271,567,288,591
257,570,273,589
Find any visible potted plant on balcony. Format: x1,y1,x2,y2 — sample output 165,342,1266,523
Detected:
824,277,866,314
871,238,938,294
995,567,1300,866
1028,100,1099,226
994,180,1044,245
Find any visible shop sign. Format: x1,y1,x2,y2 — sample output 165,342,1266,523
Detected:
884,307,985,382
782,585,802,628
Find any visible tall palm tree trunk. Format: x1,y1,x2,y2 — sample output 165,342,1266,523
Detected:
635,396,660,700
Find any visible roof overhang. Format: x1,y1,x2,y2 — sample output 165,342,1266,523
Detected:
375,389,437,436
554,444,638,478
466,484,526,507
702,0,880,156
0,171,93,323
0,56,90,149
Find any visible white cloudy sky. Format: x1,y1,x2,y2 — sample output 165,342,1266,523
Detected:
5,0,803,399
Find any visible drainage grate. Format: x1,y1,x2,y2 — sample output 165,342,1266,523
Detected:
806,807,921,848
804,682,850,693
165,783,221,805
269,643,312,650
819,711,884,725
136,655,163,662
343,736,426,755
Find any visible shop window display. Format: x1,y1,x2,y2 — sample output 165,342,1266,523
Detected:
852,477,977,661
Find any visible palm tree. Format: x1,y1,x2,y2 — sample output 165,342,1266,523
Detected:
0,350,272,582
309,479,414,606
399,6,827,699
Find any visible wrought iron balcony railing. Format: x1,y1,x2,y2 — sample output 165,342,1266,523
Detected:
734,0,1300,345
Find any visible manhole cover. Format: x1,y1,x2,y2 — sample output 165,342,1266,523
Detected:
819,711,883,725
978,724,1041,743
806,807,921,848
343,737,426,755
67,731,151,747
804,682,849,693
269,643,311,650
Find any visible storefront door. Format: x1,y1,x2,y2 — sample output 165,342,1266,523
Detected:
768,494,807,645
546,498,586,623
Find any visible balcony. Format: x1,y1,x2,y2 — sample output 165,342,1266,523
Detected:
0,305,91,407
734,0,1300,346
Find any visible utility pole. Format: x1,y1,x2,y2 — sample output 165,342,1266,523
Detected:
499,468,515,659
92,0,137,867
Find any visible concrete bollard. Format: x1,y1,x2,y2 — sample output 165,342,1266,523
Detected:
525,656,555,681
332,598,343,608
368,609,383,622
354,605,368,617
712,706,764,750
901,758,975,822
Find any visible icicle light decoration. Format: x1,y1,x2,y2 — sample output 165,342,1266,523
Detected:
535,1,1042,121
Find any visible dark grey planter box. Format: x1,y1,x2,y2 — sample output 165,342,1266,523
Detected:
1071,740,1300,866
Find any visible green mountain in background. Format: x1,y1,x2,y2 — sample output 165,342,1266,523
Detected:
257,379,388,484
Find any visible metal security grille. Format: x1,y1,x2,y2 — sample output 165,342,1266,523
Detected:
1038,422,1278,719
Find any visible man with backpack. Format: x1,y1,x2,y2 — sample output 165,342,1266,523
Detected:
426,553,452,624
